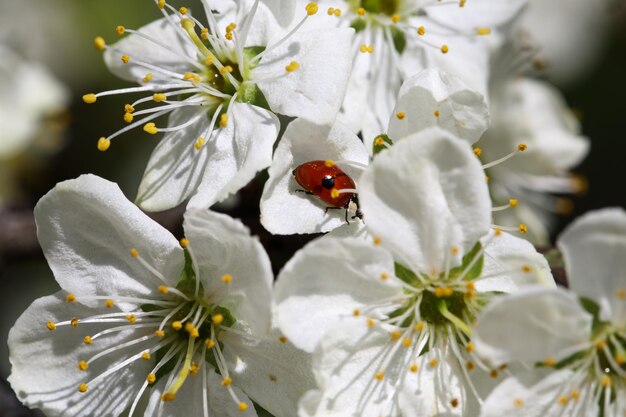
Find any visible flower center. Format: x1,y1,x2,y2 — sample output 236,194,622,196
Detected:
354,0,399,16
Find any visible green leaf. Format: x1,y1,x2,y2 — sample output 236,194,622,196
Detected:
372,134,393,155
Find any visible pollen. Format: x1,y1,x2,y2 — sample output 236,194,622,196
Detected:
409,363,419,372
94,36,106,51
141,351,151,360
517,143,527,152
66,293,76,303
357,7,365,16
221,377,233,386
115,25,125,35
334,8,341,16
153,93,167,102
220,114,228,128
450,398,459,408
278,335,288,344
434,286,454,298
78,360,89,371
402,338,412,348
494,227,503,236
476,27,491,35
414,321,425,331
434,110,440,118
82,93,97,104
121,54,130,64
172,321,183,331
190,362,200,375
180,238,189,248
396,111,406,120
212,314,224,325
519,224,528,234
123,112,133,123
46,321,56,331
353,308,360,316
373,236,382,246
147,373,156,384
221,274,233,283
390,330,402,341
570,389,581,400
374,371,385,381
205,339,216,348
508,198,519,207
429,358,438,368
158,285,169,294
183,72,201,82
155,330,165,337
157,0,166,9
374,136,385,146
130,248,139,257
142,73,153,83
465,342,474,353
285,61,300,72
71,317,79,327
441,45,449,54
201,28,209,39
97,137,111,152
143,123,158,135
220,65,233,75
417,26,425,36
161,393,176,402
473,147,482,156
78,383,88,393
450,246,460,255
179,6,188,15
126,314,137,323
379,272,389,281
466,361,475,371
489,369,498,378
366,318,376,328
83,336,92,345
306,2,319,15
557,396,569,406
391,14,400,24
514,398,524,408
327,7,335,15
194,137,205,150
466,281,475,291
105,299,113,308
239,402,248,411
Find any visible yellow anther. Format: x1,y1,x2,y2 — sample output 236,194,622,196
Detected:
459,0,466,6
396,111,406,120
144,123,158,135
220,114,228,128
414,321,425,331
330,188,340,199
429,358,438,368
517,143,527,152
402,338,412,348
172,321,183,331
285,61,300,72
494,227,503,236
176,237,188,248
82,93,97,104
543,357,557,367
179,6,188,15
558,396,569,406
147,373,156,384
522,264,532,273
519,224,528,234
115,25,125,35
409,363,419,372
78,360,89,371
161,393,176,402
181,18,195,29
130,248,139,257
359,44,367,53
183,72,201,82
190,362,200,375
204,55,214,66
373,236,382,246
212,314,224,325
192,137,205,150
141,351,151,360
450,246,460,255
374,136,385,146
466,281,475,291
123,112,133,123
153,93,167,102
201,28,209,40
142,73,153,83
83,336,92,345
490,369,499,378
78,383,88,393
97,137,111,152
46,321,56,331
615,353,626,364
357,7,366,16
226,22,237,32
615,289,626,300
205,338,216,348
374,371,385,381
417,26,425,36
66,293,76,303
71,317,79,328
594,339,607,350
379,272,389,281
601,375,611,387
121,54,130,64
219,65,233,75
473,147,482,157
238,402,248,411
508,198,518,207
434,286,454,298
159,285,169,294
390,330,402,341
94,36,106,51
367,45,374,53
221,377,233,386
327,7,335,15
225,32,233,40
450,398,459,408
353,308,360,316
105,299,113,308
441,45,449,54
366,317,376,328
278,335,288,344
434,110,440,118
155,330,166,337
391,14,401,24
465,342,474,353
514,398,524,408
476,27,491,35
466,361,475,371
570,389,580,400
221,274,233,283
334,8,341,16
485,175,489,183
157,0,166,9
126,314,137,323
305,2,318,15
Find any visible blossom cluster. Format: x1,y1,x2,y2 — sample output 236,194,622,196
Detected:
6,0,624,417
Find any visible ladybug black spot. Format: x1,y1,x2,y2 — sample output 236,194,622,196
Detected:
321,176,335,189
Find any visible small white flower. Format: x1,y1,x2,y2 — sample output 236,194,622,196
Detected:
474,208,626,417
85,0,353,211
274,129,554,416
8,174,312,417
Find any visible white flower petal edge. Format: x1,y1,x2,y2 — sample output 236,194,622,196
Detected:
558,208,626,325
388,69,489,144
274,236,402,353
424,0,527,31
35,174,184,311
358,127,491,275
260,118,369,234
253,27,354,124
473,288,592,367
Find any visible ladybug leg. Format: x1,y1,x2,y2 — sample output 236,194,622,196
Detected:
324,206,342,214
295,189,314,195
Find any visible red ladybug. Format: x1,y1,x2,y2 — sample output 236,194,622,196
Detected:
292,160,362,223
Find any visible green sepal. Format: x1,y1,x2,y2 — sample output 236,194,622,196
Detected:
140,304,165,313
394,262,420,286
253,402,277,417
372,134,393,155
350,18,367,33
243,46,265,66
238,82,271,110
389,25,406,54
448,242,484,281
176,249,200,296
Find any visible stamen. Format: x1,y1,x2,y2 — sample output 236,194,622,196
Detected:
482,144,527,169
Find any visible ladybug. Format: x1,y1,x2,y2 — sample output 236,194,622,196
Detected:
292,160,363,223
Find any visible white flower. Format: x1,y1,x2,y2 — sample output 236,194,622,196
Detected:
296,0,523,141
8,174,313,417
474,208,626,417
274,129,554,416
260,68,489,235
84,0,353,211
476,77,589,244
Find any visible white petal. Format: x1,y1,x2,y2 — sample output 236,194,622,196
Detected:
274,236,403,353
476,231,555,294
184,209,273,335
254,28,353,124
260,118,369,234
8,293,153,417
358,127,491,275
473,288,592,367
424,0,526,30
103,17,196,84
34,175,183,309
222,328,316,417
187,102,279,208
558,208,626,325
388,69,489,144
